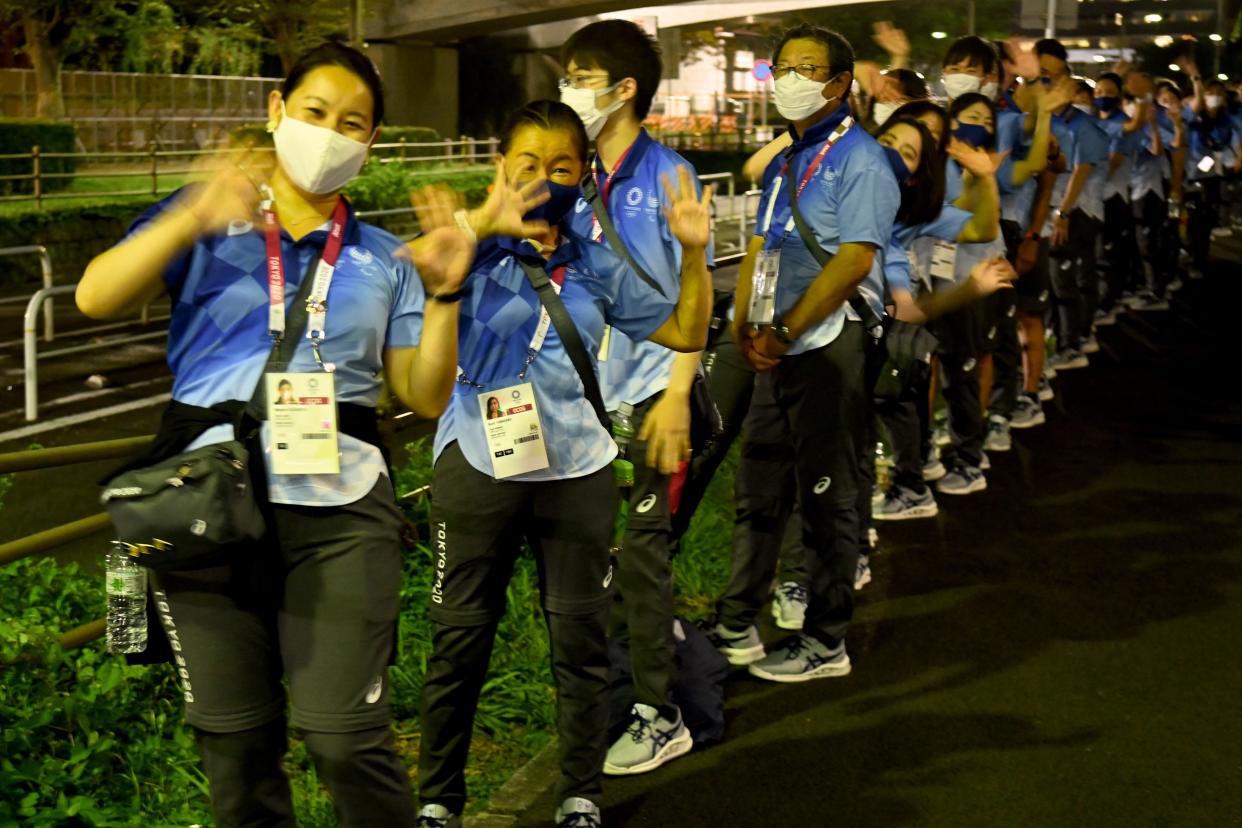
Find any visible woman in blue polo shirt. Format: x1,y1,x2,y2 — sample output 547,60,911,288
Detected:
76,42,518,827
415,100,711,828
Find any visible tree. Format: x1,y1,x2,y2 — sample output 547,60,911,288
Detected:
179,0,350,74
0,0,118,117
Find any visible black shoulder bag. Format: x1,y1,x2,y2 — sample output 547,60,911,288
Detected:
101,255,323,571
784,169,938,404
582,172,724,451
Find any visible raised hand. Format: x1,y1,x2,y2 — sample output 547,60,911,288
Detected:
872,21,910,61
948,138,1008,178
662,166,713,250
1175,54,1200,80
178,146,268,234
405,184,477,297
437,160,550,241
969,257,1017,296
1004,37,1040,81
1039,75,1076,113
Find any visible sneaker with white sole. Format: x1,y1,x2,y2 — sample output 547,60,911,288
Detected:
1009,393,1046,429
771,581,808,630
937,463,987,495
980,452,991,471
1081,335,1100,354
556,797,602,828
922,444,946,481
854,557,872,590
984,416,1011,452
603,703,693,776
1047,348,1088,371
706,623,765,665
933,425,952,447
417,804,462,828
1167,277,1184,293
1188,266,1204,281
1037,375,1055,402
873,484,939,521
1093,308,1117,327
747,633,851,683
868,526,879,549
1133,291,1169,311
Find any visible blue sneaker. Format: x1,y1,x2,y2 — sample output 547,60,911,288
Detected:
747,633,851,683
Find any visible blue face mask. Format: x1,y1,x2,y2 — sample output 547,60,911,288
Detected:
882,145,912,185
953,122,993,150
523,181,582,226
1095,96,1120,113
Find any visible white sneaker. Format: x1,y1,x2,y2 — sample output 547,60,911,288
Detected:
555,797,603,828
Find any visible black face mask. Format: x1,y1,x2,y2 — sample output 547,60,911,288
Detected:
882,145,913,185
523,181,582,226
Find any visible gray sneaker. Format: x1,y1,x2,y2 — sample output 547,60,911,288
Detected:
984,415,1011,452
556,797,602,828
854,557,872,591
873,484,938,520
1037,375,1055,402
707,623,765,666
937,464,987,495
922,445,946,481
417,804,462,828
1010,394,1046,429
603,703,692,776
771,581,808,630
1081,335,1100,354
747,633,851,683
1048,348,1088,371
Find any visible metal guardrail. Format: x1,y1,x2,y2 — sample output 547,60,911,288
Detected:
0,246,55,340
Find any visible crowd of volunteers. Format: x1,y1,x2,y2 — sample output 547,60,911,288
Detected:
76,16,1236,827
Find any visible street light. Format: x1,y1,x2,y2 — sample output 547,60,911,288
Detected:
1154,35,1174,48
1144,13,1162,23
1168,63,1180,72
1220,73,1230,81
931,31,947,39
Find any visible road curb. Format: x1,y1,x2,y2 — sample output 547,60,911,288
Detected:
464,736,560,828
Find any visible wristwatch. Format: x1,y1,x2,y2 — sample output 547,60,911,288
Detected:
771,319,796,345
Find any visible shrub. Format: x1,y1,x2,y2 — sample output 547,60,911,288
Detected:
0,120,77,196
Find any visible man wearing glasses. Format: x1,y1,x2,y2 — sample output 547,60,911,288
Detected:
559,19,712,777
719,25,900,682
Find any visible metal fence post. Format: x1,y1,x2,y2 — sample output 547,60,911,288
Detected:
444,138,452,159
149,141,158,196
32,145,42,210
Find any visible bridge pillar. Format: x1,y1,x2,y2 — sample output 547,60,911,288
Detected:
367,43,459,138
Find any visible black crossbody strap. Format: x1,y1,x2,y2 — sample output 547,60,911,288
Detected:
516,257,611,432
242,253,324,426
782,167,885,338
581,170,667,297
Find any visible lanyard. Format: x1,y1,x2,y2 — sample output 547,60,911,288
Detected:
591,143,634,240
262,190,349,368
458,263,567,388
762,116,854,237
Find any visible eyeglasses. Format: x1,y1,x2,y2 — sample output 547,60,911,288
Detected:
772,64,835,81
558,74,610,90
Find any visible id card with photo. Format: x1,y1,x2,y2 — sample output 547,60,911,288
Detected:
478,383,550,479
930,240,958,282
266,372,340,475
749,250,780,324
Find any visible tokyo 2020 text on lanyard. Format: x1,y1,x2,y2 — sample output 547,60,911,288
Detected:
259,187,348,475
749,116,853,326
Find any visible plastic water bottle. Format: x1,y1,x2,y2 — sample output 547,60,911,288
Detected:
611,402,636,465
106,542,148,654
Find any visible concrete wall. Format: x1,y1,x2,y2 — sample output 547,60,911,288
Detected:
367,43,460,137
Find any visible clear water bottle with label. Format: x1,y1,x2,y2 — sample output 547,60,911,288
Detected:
106,542,147,654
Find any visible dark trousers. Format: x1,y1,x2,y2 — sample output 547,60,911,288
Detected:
940,349,984,469
153,478,416,828
418,444,615,813
1186,178,1221,269
1049,209,1102,349
1100,195,1137,310
988,220,1024,420
1135,190,1175,296
877,396,926,492
671,329,756,541
609,394,676,712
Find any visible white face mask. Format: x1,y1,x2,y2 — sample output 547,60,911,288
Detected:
1205,94,1224,110
560,82,625,140
873,101,901,127
980,80,999,99
272,101,371,194
1073,103,1094,115
942,73,982,101
774,72,836,122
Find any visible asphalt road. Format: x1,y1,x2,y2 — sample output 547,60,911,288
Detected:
512,249,1242,827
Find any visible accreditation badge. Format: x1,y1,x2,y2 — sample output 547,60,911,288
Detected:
478,382,550,479
598,325,612,362
749,250,780,324
265,372,340,475
930,240,958,282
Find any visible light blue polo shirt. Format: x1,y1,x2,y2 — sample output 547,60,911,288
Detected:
434,229,674,482
900,206,973,291
567,128,708,410
1097,110,1145,202
1046,107,1110,230
1132,108,1177,200
752,103,900,355
125,189,425,506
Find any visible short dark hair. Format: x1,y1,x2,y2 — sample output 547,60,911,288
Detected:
773,24,855,81
943,36,999,76
1155,78,1184,98
1097,72,1123,89
885,68,929,101
889,99,950,154
949,92,998,127
562,20,662,119
875,116,945,226
283,42,385,126
1034,38,1068,64
498,99,589,163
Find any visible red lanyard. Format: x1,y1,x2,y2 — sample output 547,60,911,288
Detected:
262,197,349,340
591,143,635,241
782,115,854,197
551,265,566,287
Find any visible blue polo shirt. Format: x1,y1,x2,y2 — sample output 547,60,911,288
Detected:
1132,108,1177,200
1185,108,1234,180
434,228,674,481
1097,110,1144,202
752,103,900,354
124,189,425,506
1046,106,1110,228
995,107,1038,226
899,206,973,292
567,128,707,410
